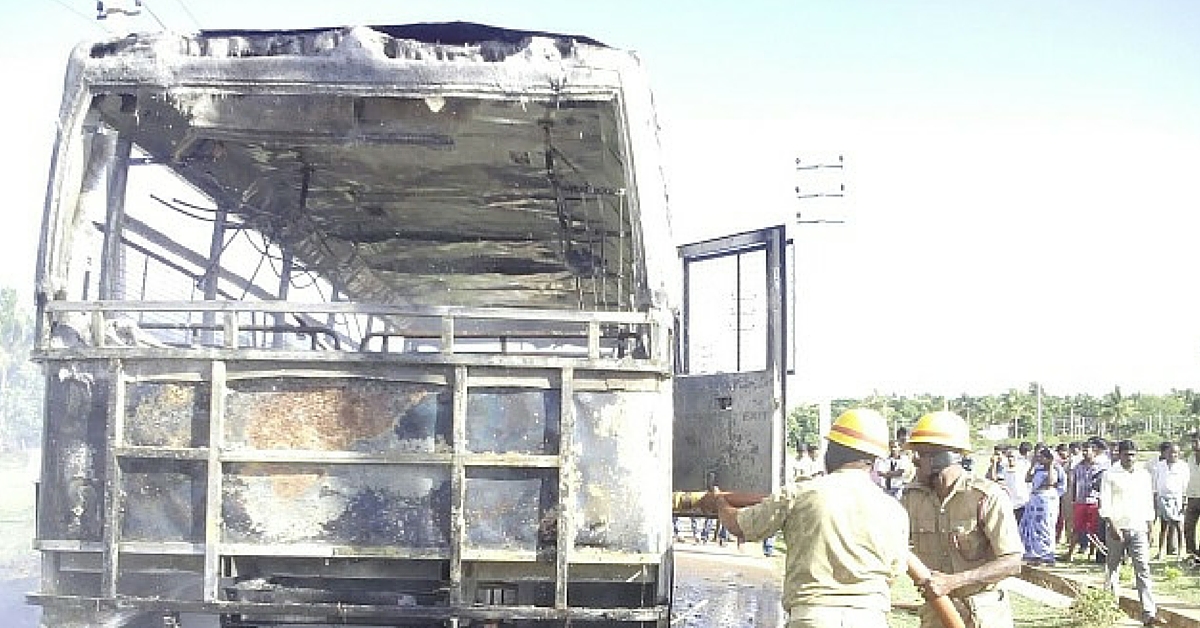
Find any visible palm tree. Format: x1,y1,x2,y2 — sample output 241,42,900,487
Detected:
1099,386,1133,439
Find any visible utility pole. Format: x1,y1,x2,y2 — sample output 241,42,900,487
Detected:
1026,381,1044,441
794,153,846,439
795,154,846,224
1035,382,1043,442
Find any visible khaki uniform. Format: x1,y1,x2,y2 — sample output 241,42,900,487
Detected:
736,469,909,627
902,473,1024,628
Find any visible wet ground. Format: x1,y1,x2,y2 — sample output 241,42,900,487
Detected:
0,577,39,628
671,541,785,627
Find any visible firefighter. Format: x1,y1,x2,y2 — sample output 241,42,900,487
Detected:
710,408,909,628
902,411,1023,628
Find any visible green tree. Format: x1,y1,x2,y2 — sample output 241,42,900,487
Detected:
952,393,978,427
0,287,42,449
1069,393,1102,436
1041,392,1069,439
976,395,1000,428
1000,388,1034,441
1135,393,1186,438
786,403,821,451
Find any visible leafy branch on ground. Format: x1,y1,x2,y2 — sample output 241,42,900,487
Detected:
1068,586,1124,628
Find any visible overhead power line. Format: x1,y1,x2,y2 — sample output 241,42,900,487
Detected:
46,0,110,33
169,0,202,30
134,0,167,30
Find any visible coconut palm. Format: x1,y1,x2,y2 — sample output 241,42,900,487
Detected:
1099,386,1134,439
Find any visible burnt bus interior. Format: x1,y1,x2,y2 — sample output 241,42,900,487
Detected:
33,24,675,627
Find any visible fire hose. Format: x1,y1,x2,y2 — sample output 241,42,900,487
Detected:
906,553,966,628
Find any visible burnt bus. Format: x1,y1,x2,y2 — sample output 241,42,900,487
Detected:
29,22,789,628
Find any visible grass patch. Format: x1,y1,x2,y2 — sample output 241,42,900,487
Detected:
1055,541,1200,604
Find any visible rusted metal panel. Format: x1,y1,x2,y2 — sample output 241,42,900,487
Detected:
572,389,672,554
39,363,109,544
223,378,452,453
466,387,561,454
463,469,556,553
124,380,210,447
222,462,450,548
673,371,778,495
119,458,206,542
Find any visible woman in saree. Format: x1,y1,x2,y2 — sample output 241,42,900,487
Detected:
1020,446,1063,565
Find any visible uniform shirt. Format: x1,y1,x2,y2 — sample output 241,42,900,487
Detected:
1153,459,1190,500
1099,463,1154,530
902,471,1024,598
736,468,908,613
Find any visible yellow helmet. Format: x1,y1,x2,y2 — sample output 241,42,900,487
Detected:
826,408,889,459
908,410,971,452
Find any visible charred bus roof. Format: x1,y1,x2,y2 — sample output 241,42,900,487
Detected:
41,22,675,312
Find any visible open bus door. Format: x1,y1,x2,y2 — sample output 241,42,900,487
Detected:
674,225,791,496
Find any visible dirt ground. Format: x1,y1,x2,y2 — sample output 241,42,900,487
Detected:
0,449,38,627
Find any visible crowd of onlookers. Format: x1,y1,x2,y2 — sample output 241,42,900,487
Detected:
975,435,1197,567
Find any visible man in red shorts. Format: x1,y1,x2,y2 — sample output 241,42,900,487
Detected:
1065,437,1110,561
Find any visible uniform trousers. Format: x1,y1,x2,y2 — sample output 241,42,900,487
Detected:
918,588,1013,628
786,605,888,628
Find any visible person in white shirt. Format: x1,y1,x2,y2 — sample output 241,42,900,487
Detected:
1152,442,1189,559
872,440,914,498
1003,446,1031,522
1100,440,1157,627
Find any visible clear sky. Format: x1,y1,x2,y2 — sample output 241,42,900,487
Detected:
3,0,1199,400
